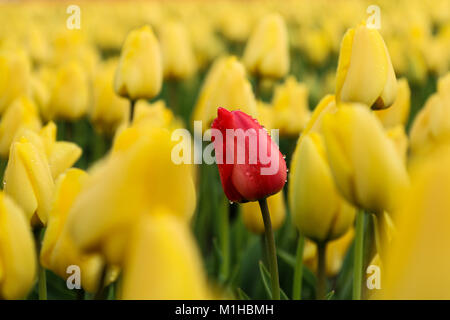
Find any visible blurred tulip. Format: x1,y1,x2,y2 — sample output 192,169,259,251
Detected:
160,21,197,79
0,192,37,300
90,59,129,134
243,13,289,79
375,78,411,129
386,125,409,164
410,91,450,158
30,74,50,120
241,191,286,234
192,56,257,131
133,99,182,130
49,62,89,120
322,104,409,214
0,96,41,157
437,72,450,106
336,24,397,109
256,100,274,131
380,145,450,299
3,129,54,225
114,25,162,100
211,107,287,203
271,76,310,136
121,213,210,299
289,132,355,242
41,169,107,293
0,49,31,114
68,126,196,265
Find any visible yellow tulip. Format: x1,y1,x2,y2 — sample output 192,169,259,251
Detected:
386,125,409,164
114,25,162,100
322,104,409,214
0,192,37,300
132,99,183,130
242,13,289,79
192,56,257,131
41,168,107,293
160,21,197,79
30,74,50,120
67,126,196,265
289,132,355,242
336,24,397,109
272,76,310,136
0,48,31,114
409,92,450,158
256,100,274,131
90,59,129,134
121,212,210,299
3,129,54,225
379,145,450,299
241,191,286,234
49,61,89,120
303,228,355,277
0,96,41,157
374,78,411,128
39,122,82,180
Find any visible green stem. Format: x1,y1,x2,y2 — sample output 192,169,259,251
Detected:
94,265,107,300
219,198,230,282
353,210,365,300
35,228,47,300
258,198,280,300
129,99,136,123
292,233,305,300
316,242,327,300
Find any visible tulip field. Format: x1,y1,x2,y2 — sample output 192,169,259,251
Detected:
0,0,450,302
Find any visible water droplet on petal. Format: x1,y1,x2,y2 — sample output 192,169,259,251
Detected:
229,201,234,205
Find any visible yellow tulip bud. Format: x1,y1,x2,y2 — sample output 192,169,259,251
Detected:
272,76,310,136
243,13,289,78
0,192,37,300
39,122,82,180
256,100,274,131
375,78,411,128
336,24,397,109
241,191,286,234
289,132,355,242
68,126,196,265
121,213,210,299
49,62,89,120
3,129,54,225
133,99,183,130
322,104,409,214
192,56,257,131
303,228,355,277
160,21,197,79
0,49,32,114
30,74,50,120
193,57,258,130
379,146,450,299
410,92,450,158
90,59,129,134
0,96,41,157
114,25,163,100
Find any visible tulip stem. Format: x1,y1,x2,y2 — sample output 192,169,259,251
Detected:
317,242,327,300
129,99,136,122
258,198,280,300
353,209,365,300
94,265,107,300
34,227,47,300
292,233,305,300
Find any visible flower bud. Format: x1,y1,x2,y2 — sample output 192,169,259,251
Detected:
336,24,397,109
289,132,355,242
0,192,36,299
243,13,289,79
115,25,163,100
322,104,409,213
160,21,197,79
211,107,287,203
241,191,286,234
121,213,210,299
90,59,129,134
272,76,310,136
0,49,32,114
192,56,257,131
0,96,41,157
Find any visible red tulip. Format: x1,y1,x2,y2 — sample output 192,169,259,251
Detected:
211,107,287,203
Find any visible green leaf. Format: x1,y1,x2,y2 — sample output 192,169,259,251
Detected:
236,288,251,300
258,261,289,300
326,290,335,300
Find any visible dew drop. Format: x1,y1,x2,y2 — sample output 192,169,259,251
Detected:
282,155,286,159
229,201,234,205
